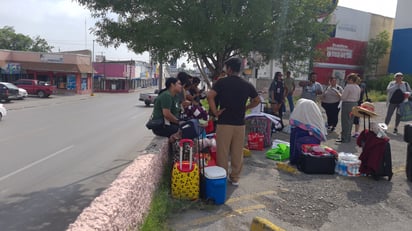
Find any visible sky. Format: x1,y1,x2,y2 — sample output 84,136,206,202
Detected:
0,0,398,64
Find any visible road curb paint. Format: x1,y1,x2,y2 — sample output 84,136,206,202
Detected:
174,204,266,229
276,162,298,174
250,216,285,231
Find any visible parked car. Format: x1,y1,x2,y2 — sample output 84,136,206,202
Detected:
14,79,56,98
0,103,6,121
0,82,19,102
18,87,28,99
139,90,159,106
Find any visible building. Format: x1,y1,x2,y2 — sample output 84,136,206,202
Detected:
92,59,155,93
256,6,394,85
0,49,93,94
388,0,412,74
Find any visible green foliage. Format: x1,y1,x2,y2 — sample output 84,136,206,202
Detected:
77,0,334,79
364,31,391,77
139,158,213,230
0,26,53,52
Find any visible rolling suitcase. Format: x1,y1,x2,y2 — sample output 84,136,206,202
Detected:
357,130,393,181
289,127,321,165
404,125,412,181
407,144,412,181
171,139,200,200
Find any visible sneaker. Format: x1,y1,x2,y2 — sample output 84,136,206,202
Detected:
394,128,398,135
228,177,239,186
335,138,343,143
352,133,359,138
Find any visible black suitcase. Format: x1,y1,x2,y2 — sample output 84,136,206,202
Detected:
297,153,336,174
407,144,412,181
404,124,412,143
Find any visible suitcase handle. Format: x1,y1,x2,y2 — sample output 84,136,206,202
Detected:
179,139,194,170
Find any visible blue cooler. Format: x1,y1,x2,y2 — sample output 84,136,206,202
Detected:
204,166,227,205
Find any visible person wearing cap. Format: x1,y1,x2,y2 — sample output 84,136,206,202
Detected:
336,73,360,143
384,72,412,134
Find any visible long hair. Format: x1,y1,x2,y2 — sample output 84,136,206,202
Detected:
274,71,282,80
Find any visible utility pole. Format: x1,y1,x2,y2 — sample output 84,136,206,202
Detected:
91,40,94,96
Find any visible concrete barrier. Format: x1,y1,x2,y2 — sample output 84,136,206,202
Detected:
67,136,169,231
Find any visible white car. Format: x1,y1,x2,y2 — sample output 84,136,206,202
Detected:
18,87,28,99
0,103,6,121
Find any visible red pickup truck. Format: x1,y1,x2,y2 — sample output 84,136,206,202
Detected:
14,79,56,98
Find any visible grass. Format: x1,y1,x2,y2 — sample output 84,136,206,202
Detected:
367,90,387,102
139,159,215,231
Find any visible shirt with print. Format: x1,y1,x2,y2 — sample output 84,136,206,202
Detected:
301,81,323,101
152,90,180,121
212,75,258,125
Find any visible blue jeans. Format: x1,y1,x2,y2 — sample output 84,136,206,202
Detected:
286,93,294,112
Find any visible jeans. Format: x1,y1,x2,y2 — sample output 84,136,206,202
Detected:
286,93,294,112
385,103,401,129
341,101,358,142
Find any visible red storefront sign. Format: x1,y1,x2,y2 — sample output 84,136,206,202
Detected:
314,37,367,84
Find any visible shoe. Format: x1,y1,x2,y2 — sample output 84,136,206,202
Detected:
335,138,343,143
228,177,239,186
352,133,359,138
394,128,398,135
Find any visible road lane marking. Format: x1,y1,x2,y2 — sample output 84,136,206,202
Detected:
0,145,74,182
173,204,266,229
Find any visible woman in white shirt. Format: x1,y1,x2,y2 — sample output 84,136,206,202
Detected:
321,76,343,132
337,73,360,143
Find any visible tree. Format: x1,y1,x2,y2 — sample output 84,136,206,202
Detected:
77,0,334,85
0,26,53,52
364,31,390,78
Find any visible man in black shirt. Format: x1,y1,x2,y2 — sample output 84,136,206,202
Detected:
207,57,260,186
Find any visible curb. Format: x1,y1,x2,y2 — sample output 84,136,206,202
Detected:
67,136,168,231
250,216,285,231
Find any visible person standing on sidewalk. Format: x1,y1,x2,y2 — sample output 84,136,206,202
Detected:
207,57,260,186
321,76,343,132
384,72,412,134
284,71,295,113
336,73,360,143
299,72,323,102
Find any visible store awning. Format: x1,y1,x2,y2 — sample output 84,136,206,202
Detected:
18,62,93,73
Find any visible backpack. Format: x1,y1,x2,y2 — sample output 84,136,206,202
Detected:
390,89,405,104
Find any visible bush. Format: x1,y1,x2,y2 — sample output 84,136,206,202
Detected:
367,74,412,93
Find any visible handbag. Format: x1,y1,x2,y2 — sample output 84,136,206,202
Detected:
399,101,412,121
390,89,404,104
145,118,164,130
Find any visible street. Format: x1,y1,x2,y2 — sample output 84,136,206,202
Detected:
0,91,154,231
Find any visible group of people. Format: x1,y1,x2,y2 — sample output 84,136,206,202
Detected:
148,57,260,186
147,56,410,186
270,71,411,144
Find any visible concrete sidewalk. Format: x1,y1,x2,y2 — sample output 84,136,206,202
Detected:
167,101,412,231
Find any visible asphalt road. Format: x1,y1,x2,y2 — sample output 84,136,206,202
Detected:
0,90,155,231
167,101,412,231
